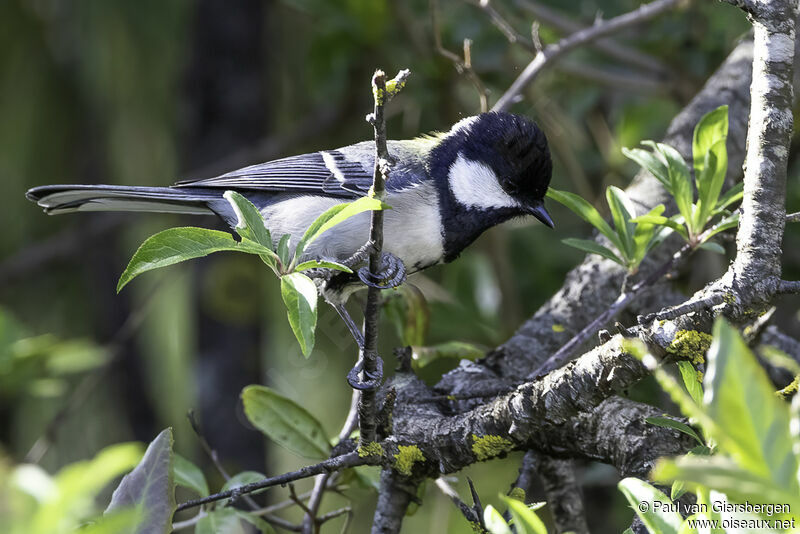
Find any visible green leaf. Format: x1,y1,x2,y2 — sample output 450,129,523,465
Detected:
677,361,703,406
241,385,331,459
632,213,689,242
105,428,175,534
648,142,694,233
173,454,208,497
632,204,666,265
117,228,271,292
500,494,547,534
294,259,353,273
622,146,670,190
606,186,637,261
561,238,624,266
693,105,728,178
646,416,703,445
698,241,725,254
714,182,743,212
294,196,387,260
704,320,798,492
652,456,800,513
694,143,726,231
618,477,683,534
280,272,318,357
277,234,292,268
223,191,279,270
701,212,739,242
484,504,512,534
383,285,429,347
546,188,623,251
221,471,266,493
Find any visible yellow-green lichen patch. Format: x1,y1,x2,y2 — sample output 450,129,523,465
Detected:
551,324,565,333
777,375,800,400
358,442,384,458
508,487,526,502
393,445,425,476
471,434,513,461
666,330,712,364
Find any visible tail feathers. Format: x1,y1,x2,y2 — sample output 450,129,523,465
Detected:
26,184,221,216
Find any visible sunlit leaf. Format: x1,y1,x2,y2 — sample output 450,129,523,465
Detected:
618,477,682,534
677,361,703,406
693,105,728,178
294,259,353,273
411,341,484,368
117,228,270,292
484,504,512,534
704,320,798,492
241,385,330,459
293,196,387,260
714,182,743,212
280,272,318,357
276,234,292,268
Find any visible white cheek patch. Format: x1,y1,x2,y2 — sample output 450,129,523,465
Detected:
448,154,519,210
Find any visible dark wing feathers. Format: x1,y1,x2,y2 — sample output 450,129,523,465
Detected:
174,140,431,197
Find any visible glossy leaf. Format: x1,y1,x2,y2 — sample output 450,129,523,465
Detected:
632,204,666,265
294,259,352,273
562,238,624,266
280,272,318,357
241,385,330,459
294,196,387,260
117,228,270,292
173,454,208,497
631,213,689,242
692,105,728,178
547,188,623,252
618,477,683,534
105,428,175,534
694,142,726,231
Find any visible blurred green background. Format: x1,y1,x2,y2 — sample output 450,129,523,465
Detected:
1,0,797,532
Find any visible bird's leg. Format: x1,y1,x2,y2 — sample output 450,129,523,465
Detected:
341,240,377,269
333,303,384,391
333,303,365,348
332,253,406,391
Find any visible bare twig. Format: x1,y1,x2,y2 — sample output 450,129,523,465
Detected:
431,0,489,112
492,0,683,111
175,451,373,512
513,0,674,76
787,211,800,222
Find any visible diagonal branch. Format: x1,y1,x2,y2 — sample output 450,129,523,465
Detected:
492,0,683,111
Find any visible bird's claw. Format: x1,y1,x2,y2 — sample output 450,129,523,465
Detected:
358,252,406,289
347,355,384,390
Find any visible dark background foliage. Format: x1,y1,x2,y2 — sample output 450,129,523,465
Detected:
1,0,797,531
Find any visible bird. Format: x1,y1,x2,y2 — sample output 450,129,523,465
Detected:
27,111,554,383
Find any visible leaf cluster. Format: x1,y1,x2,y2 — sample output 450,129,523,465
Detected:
117,191,386,357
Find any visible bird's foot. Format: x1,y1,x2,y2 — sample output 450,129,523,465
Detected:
341,240,377,269
347,355,384,391
358,252,406,290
